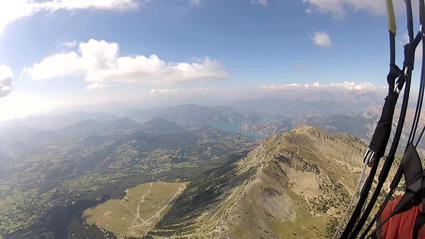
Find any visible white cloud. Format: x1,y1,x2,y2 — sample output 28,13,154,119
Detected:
304,0,345,17
86,82,113,91
21,39,230,86
303,0,406,18
0,65,13,97
250,0,268,6
188,0,201,6
0,0,143,34
260,81,379,91
63,40,78,48
312,32,332,47
190,88,210,91
21,51,84,80
150,88,210,94
150,89,180,94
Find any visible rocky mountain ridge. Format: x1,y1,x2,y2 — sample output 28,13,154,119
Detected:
149,126,366,239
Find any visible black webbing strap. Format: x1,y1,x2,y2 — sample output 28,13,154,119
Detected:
340,26,403,239
340,28,405,239
348,74,411,239
388,64,402,93
368,42,401,160
360,191,394,239
356,33,421,239
404,42,415,71
415,0,425,147
412,2,425,238
368,91,399,159
340,1,423,237
421,0,425,26
414,213,425,239
349,32,423,239
365,144,423,238
340,159,380,238
413,200,425,239
402,144,423,190
361,2,425,238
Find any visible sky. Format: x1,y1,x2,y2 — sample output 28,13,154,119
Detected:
0,0,422,121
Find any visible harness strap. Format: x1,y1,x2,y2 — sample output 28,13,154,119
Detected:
368,91,399,160
365,145,423,238
413,201,425,239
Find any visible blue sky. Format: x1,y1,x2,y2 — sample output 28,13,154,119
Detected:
0,0,420,120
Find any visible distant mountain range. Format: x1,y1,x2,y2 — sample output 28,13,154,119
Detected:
125,104,263,127
240,104,425,154
0,111,117,131
3,102,424,155
1,90,386,130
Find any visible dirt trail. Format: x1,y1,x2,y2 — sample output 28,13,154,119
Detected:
290,134,297,145
128,183,186,235
128,182,153,233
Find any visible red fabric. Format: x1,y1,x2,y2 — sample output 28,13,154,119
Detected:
379,195,425,239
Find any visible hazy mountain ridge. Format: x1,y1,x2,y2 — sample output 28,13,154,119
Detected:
0,112,118,131
142,117,186,134
240,104,425,153
239,105,381,138
228,89,384,119
0,104,264,152
0,102,389,150
125,104,263,127
60,118,139,136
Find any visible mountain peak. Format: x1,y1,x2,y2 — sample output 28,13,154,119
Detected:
155,126,367,238
361,104,382,119
290,124,321,134
236,125,364,172
143,117,186,134
219,126,366,238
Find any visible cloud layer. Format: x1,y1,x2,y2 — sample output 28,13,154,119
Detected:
312,32,332,47
21,39,229,88
150,88,210,95
0,0,143,34
86,82,113,91
260,81,380,91
303,0,404,18
188,0,201,6
0,65,13,97
250,0,269,7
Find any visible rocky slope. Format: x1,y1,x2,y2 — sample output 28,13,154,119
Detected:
150,126,366,239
